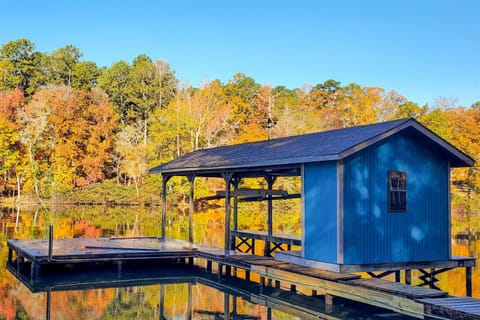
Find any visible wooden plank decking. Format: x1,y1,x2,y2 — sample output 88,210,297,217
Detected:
419,297,480,319
348,278,447,299
7,237,479,319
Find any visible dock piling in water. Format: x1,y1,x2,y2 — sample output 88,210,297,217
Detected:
48,224,53,261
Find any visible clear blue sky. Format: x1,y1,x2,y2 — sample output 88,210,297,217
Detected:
1,0,479,107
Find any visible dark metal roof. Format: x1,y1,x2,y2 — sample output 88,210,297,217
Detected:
149,118,474,177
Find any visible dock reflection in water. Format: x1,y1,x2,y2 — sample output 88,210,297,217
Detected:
2,205,477,319
10,261,418,320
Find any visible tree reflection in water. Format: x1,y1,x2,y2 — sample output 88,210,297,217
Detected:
0,205,477,319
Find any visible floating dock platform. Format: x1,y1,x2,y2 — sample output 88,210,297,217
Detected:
6,236,480,319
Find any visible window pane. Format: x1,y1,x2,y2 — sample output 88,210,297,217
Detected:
389,171,406,212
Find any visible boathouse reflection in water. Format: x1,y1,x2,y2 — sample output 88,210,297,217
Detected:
10,260,418,320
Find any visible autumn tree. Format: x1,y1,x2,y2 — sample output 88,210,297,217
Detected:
0,38,44,96
445,108,480,190
98,55,177,145
235,85,276,142
46,86,118,190
115,124,148,196
299,80,343,131
17,86,118,197
43,45,99,90
97,60,132,120
45,45,82,86
149,80,231,164
149,85,192,163
0,89,24,195
187,80,231,149
268,86,301,138
71,61,99,90
222,73,262,142
17,90,51,199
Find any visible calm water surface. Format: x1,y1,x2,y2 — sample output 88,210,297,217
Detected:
0,205,477,319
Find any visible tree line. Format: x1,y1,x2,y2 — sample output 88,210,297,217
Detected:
0,38,478,205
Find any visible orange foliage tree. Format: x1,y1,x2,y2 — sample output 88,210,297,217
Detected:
0,89,23,195
17,86,118,196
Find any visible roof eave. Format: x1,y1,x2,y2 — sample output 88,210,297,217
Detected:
149,154,340,177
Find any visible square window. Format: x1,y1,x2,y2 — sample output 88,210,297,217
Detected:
388,171,406,212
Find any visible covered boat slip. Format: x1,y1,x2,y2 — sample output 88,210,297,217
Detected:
150,118,476,279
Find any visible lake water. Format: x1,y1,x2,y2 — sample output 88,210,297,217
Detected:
0,205,477,319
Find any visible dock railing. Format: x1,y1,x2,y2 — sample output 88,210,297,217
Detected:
230,230,301,257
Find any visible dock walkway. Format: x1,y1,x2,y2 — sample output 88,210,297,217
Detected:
7,237,480,319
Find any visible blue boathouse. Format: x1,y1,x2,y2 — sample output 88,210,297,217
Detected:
150,118,475,273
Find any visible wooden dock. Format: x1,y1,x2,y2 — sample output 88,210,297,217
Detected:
7,236,480,319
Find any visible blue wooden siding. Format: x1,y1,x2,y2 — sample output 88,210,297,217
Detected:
303,161,338,263
342,130,450,264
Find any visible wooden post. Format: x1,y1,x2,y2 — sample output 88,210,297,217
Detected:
187,283,192,320
8,247,12,265
159,284,165,320
405,269,412,285
232,177,241,251
222,172,233,254
48,223,53,261
46,288,51,320
161,176,171,239
466,266,473,297
224,292,230,320
187,174,196,244
429,268,435,289
206,260,212,272
264,175,276,257
325,294,334,313
232,296,237,316
325,294,334,305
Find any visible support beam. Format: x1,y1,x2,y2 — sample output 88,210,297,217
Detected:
467,266,473,297
161,175,171,238
46,288,51,320
264,174,277,257
232,177,241,251
159,284,165,320
222,172,233,254
187,283,192,320
224,292,230,320
405,269,412,285
265,175,277,237
48,223,53,261
187,174,196,244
